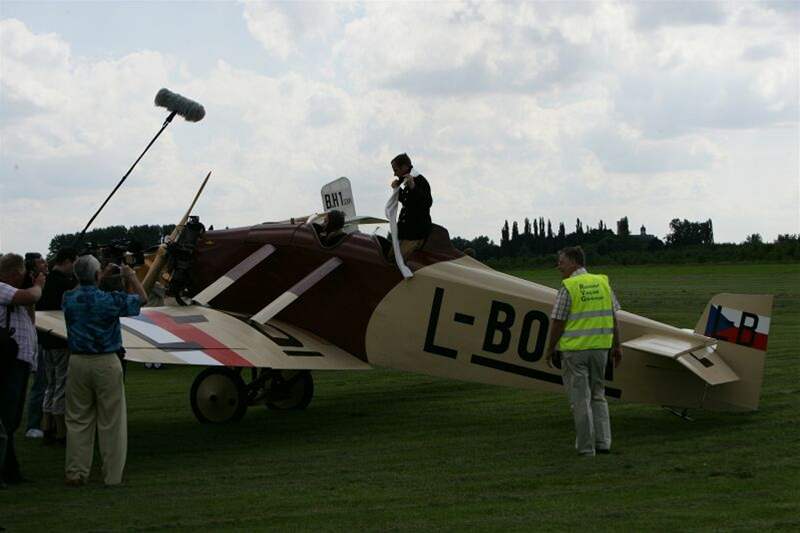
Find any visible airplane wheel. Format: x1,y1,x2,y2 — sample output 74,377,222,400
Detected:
266,371,314,410
190,367,247,423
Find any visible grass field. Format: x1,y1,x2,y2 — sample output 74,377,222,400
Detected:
2,263,798,532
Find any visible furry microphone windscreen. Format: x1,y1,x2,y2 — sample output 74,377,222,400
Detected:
154,88,206,122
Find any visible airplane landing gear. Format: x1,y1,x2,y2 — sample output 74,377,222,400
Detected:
189,368,315,423
190,367,247,423
266,370,314,410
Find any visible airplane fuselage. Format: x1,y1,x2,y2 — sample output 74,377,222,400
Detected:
187,222,765,412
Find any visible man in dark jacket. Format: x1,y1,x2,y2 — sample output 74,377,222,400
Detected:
390,153,433,258
36,247,77,444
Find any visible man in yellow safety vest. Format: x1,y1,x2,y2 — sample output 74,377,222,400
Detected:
546,246,623,456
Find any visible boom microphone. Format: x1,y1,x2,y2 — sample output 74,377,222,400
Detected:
76,88,207,241
154,88,205,122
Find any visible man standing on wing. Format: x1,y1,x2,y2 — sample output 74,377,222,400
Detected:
390,153,433,259
62,255,146,486
545,246,623,457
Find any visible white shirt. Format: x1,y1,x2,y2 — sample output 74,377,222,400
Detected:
0,281,38,369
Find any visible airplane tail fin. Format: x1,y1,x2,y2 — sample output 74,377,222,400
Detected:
694,293,774,411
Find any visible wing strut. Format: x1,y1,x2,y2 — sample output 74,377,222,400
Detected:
250,257,342,324
193,244,276,305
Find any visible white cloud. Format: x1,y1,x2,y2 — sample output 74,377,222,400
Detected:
0,2,797,255
631,1,728,30
242,1,349,60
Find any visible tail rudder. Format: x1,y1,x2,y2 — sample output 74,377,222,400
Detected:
695,293,774,411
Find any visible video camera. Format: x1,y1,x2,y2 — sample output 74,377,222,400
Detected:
79,240,146,269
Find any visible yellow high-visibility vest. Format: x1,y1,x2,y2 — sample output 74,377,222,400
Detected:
558,273,615,351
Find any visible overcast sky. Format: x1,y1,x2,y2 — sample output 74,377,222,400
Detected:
1,1,798,254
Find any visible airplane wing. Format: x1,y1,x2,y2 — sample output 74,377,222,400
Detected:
346,215,388,226
36,306,371,371
622,333,739,386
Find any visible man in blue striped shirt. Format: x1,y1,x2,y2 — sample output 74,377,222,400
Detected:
62,255,146,486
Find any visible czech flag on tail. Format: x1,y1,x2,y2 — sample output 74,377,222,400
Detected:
705,305,770,351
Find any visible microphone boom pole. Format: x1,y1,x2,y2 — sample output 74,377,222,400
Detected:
78,111,178,239
77,88,205,241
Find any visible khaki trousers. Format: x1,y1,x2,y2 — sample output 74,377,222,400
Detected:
399,239,424,259
562,349,611,456
387,239,424,263
65,354,127,485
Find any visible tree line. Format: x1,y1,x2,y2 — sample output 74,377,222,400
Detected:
48,224,176,256
451,216,799,266
42,218,798,267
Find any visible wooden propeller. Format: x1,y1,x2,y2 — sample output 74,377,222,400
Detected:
142,171,211,295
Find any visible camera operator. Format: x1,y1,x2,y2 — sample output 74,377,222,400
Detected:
22,252,49,439
63,255,146,486
36,248,77,445
0,253,46,487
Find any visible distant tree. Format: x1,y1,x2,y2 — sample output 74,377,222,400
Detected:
533,218,539,238
546,219,553,240
501,220,510,254
469,235,501,260
48,223,176,257
451,236,471,251
558,222,566,239
576,218,583,235
617,217,630,237
451,235,501,260
523,217,531,236
511,221,519,241
666,218,714,246
703,219,714,244
744,233,763,245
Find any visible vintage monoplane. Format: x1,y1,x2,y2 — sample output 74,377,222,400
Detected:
36,177,773,424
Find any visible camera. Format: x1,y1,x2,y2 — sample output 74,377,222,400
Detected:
23,252,46,288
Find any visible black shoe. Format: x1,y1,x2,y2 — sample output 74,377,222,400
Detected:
596,448,611,455
4,471,29,485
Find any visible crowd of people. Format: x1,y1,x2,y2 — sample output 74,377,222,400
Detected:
0,249,146,488
0,152,434,490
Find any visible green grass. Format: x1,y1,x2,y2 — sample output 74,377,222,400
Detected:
2,263,799,532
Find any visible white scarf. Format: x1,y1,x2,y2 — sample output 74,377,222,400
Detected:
384,169,419,279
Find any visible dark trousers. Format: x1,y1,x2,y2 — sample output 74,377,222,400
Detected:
0,358,31,482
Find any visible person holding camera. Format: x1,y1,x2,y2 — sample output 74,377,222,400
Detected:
0,253,46,487
22,252,49,439
62,255,146,486
36,248,77,445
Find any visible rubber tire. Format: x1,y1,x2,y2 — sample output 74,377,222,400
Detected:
266,371,314,411
190,367,248,423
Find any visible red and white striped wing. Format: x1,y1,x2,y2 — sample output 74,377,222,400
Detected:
35,307,370,370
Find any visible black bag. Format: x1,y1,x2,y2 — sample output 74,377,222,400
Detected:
0,304,19,366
